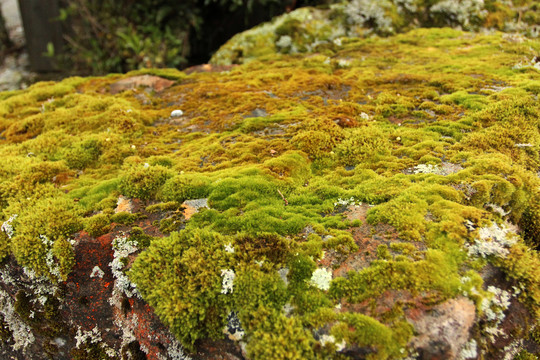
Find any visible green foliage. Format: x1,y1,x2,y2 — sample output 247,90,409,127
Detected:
57,0,196,73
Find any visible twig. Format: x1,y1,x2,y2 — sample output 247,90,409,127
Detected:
277,189,288,206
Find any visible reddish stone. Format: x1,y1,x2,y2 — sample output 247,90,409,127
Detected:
110,75,175,94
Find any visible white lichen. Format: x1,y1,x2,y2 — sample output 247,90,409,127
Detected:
467,222,517,258
334,197,361,207
459,339,477,359
429,0,486,29
1,214,17,239
170,109,183,117
485,203,510,217
224,242,235,253
359,112,371,120
412,164,445,175
309,268,332,291
74,325,117,356
109,234,140,301
90,265,105,279
158,336,191,360
0,288,35,351
320,334,336,347
346,0,394,34
220,269,235,294
40,234,63,281
276,35,293,49
223,311,245,341
278,267,289,286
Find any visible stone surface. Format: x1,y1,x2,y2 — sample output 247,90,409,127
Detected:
110,75,175,94
409,297,476,359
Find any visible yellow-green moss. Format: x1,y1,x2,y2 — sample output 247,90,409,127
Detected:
0,25,539,358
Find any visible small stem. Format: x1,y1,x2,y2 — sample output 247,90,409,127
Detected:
277,189,288,206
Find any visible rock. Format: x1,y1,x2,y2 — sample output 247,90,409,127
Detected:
211,1,539,66
109,74,175,94
115,195,135,213
409,297,476,359
182,198,209,220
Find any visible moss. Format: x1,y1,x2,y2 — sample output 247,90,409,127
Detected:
145,201,181,213
1,23,540,357
246,308,316,360
330,313,411,360
4,194,82,281
129,227,153,248
119,164,172,200
159,173,211,203
129,229,233,351
63,138,102,169
84,213,111,237
110,211,138,225
330,249,462,304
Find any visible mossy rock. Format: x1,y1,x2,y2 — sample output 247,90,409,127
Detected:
0,22,539,360
211,0,540,66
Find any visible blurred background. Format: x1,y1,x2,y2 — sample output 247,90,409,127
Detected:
0,0,333,90
0,0,538,91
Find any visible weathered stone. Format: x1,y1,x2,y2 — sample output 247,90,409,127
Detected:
110,75,174,94
409,297,476,359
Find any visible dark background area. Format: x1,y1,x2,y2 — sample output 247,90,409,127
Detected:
7,0,333,75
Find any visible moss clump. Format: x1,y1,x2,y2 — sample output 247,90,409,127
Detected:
129,229,233,350
3,194,82,281
128,227,153,248
331,314,412,360
63,138,102,169
84,213,111,237
335,127,391,167
159,173,211,203
119,164,172,200
246,309,315,360
110,211,138,225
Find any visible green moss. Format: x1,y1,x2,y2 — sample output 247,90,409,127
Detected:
110,211,138,225
119,164,172,200
63,138,102,169
246,308,315,360
1,24,540,357
331,313,411,359
159,173,211,203
4,194,82,281
129,229,233,350
330,249,461,304
84,213,111,237
129,227,153,248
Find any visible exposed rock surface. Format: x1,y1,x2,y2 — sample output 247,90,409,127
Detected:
0,4,540,360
